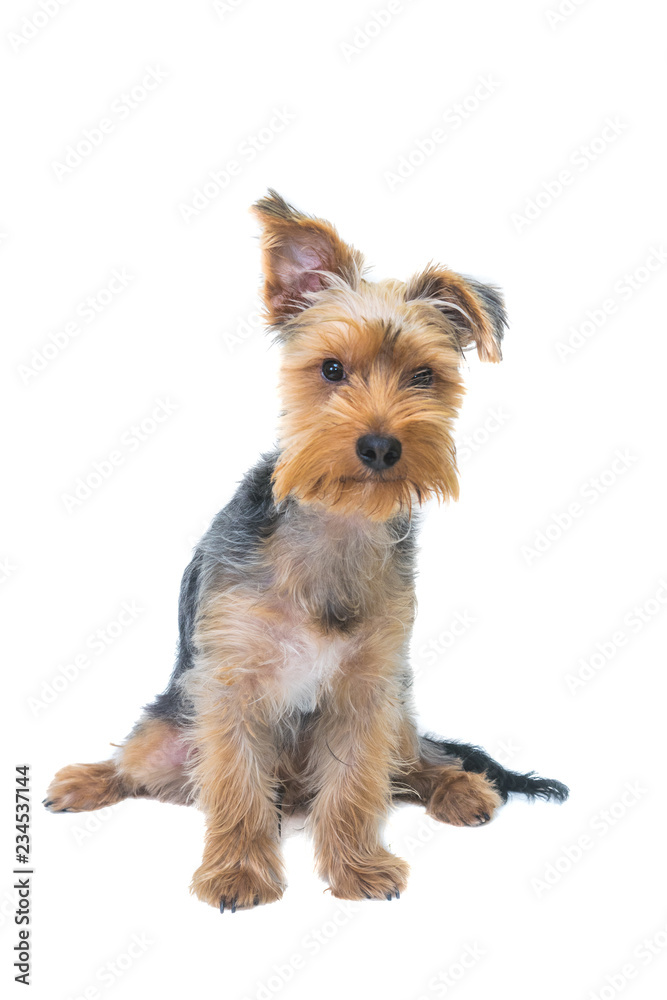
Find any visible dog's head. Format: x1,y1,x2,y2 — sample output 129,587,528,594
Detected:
252,190,507,522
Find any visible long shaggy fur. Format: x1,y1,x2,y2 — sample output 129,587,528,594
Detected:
45,191,567,910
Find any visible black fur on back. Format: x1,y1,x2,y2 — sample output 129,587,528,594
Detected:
145,452,282,722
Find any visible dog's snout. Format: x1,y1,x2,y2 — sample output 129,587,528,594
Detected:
356,434,402,471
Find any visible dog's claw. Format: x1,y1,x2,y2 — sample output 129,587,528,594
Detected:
220,893,263,912
386,892,393,901
395,890,400,899
44,798,70,813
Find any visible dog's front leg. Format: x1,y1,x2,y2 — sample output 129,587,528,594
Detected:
309,650,410,901
189,690,285,912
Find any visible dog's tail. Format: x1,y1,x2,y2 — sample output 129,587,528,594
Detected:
420,735,569,804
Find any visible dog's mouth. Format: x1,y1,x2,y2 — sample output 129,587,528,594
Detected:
339,474,407,484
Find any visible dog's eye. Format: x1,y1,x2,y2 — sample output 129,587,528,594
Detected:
409,367,433,387
321,359,345,382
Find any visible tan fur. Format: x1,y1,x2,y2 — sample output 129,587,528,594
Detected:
306,617,417,899
44,762,129,813
398,758,503,826
406,266,503,362
45,718,193,812
180,544,419,906
272,288,466,521
46,192,507,909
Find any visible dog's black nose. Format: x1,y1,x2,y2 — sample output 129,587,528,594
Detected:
356,434,402,471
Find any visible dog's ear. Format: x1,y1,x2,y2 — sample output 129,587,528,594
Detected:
251,190,364,323
406,265,507,362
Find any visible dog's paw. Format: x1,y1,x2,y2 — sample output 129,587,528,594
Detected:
427,768,502,827
191,861,285,912
44,762,124,813
327,849,408,901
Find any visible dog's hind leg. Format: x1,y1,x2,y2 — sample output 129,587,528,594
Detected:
394,733,568,826
44,716,193,814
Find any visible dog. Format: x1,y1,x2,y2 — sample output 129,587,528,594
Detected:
45,190,568,911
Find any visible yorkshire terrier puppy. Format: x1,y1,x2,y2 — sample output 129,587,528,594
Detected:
45,191,567,911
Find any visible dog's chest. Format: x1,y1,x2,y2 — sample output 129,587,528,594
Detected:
257,509,395,710
269,620,352,712
266,506,395,626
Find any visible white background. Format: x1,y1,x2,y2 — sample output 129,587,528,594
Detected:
2,1,666,998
